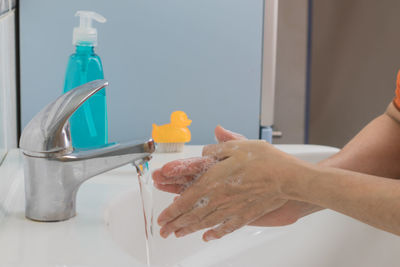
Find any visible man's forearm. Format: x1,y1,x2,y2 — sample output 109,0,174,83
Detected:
305,108,400,218
318,110,400,179
286,164,400,235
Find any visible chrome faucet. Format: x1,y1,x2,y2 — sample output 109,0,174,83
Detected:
20,80,155,222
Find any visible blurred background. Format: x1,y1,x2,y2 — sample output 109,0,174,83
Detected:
18,0,266,145
1,0,400,162
308,0,400,147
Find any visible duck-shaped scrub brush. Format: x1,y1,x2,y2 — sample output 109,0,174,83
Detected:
152,111,192,153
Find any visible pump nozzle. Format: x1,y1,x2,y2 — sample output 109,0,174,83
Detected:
73,11,106,46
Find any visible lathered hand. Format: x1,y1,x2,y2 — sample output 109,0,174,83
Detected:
152,126,319,235
157,139,306,241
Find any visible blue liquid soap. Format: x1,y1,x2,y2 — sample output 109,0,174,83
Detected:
63,44,107,148
63,11,108,148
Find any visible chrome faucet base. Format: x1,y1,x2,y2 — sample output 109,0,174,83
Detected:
24,158,77,221
20,80,155,222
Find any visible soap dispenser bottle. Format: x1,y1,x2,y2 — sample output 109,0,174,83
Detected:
63,11,108,148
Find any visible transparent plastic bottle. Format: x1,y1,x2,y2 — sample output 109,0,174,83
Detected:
63,11,108,148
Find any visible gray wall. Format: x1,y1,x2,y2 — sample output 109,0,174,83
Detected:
20,0,264,145
272,0,309,144
309,0,400,147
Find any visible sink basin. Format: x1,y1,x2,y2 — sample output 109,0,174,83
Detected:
2,145,400,267
103,145,400,267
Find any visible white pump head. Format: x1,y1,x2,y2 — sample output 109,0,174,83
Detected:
73,11,106,46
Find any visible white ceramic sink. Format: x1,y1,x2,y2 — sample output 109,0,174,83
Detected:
1,145,400,267
103,145,400,267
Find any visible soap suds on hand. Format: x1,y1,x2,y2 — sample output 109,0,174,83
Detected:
168,157,217,177
181,180,195,193
225,174,244,186
178,157,218,193
231,145,239,151
193,197,210,209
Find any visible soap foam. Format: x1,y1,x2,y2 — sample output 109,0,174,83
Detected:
193,197,210,209
179,157,217,193
168,157,217,177
181,180,195,193
231,144,239,151
225,173,244,186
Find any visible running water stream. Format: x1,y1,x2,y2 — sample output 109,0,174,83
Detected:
135,162,154,267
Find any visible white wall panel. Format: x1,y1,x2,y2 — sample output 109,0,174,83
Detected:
0,10,18,162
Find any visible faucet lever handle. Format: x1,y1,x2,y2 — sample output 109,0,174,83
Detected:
20,79,108,155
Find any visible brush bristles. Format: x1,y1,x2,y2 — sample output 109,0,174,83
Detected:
156,143,185,153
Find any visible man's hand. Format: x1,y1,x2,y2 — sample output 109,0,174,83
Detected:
157,140,299,241
152,126,320,234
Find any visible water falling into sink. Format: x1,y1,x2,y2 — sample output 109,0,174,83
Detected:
135,162,154,267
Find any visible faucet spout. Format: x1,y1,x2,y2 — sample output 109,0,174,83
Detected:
64,140,155,182
20,80,156,222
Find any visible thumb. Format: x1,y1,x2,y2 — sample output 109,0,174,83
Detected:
214,125,247,143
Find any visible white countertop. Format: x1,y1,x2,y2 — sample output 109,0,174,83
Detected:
0,145,340,267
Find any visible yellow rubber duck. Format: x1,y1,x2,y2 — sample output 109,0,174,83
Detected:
152,111,192,143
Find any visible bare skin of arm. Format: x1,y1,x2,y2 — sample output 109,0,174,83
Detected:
319,103,400,178
153,103,400,240
253,103,400,226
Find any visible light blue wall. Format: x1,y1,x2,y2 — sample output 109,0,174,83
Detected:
20,0,264,144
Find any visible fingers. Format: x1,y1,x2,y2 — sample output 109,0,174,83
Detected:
201,202,262,241
203,139,269,160
162,193,239,238
152,157,217,194
154,183,184,194
202,217,246,242
214,125,247,143
202,141,240,160
153,169,193,185
161,157,217,177
157,183,206,226
160,200,216,238
173,207,231,238
157,158,233,227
